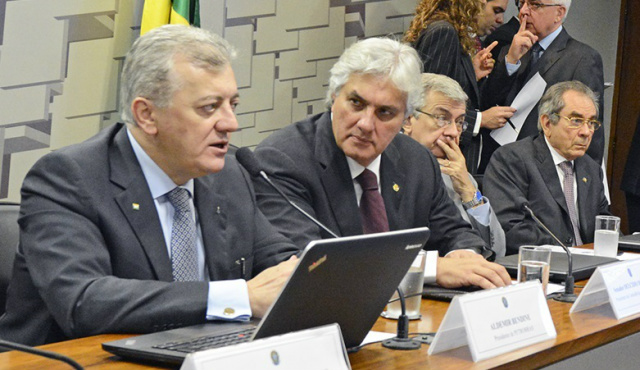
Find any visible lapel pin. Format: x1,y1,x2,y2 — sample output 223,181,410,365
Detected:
132,203,140,211
393,183,400,192
216,206,221,214
582,177,587,183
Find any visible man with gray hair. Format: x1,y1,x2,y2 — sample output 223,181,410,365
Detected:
479,0,605,173
254,38,511,289
403,73,506,257
0,25,298,346
484,81,611,254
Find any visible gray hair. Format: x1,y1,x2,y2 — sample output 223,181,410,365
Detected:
537,80,599,131
414,73,468,118
520,0,571,19
325,37,423,117
120,25,236,125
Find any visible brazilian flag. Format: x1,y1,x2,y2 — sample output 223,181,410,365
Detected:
140,0,200,35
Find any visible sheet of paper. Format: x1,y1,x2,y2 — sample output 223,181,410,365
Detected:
490,72,547,146
360,330,395,345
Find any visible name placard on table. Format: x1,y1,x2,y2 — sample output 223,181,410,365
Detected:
571,259,640,319
429,281,556,362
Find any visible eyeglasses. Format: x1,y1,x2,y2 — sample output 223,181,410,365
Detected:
416,109,468,132
518,1,563,11
553,113,602,131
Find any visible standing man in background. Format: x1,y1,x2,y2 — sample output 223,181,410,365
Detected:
480,0,605,173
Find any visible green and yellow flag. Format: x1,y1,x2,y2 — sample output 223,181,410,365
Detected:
140,0,200,35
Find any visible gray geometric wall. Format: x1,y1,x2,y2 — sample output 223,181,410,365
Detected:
0,0,419,202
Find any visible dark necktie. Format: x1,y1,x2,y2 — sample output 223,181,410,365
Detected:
530,43,543,67
167,187,199,281
356,169,389,234
559,161,583,246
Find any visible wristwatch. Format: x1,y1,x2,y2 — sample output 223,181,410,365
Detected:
462,190,483,210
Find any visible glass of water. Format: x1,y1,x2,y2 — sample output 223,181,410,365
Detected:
517,245,551,295
594,215,620,258
382,250,426,320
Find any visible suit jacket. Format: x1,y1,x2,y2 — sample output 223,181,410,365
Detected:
252,111,488,257
442,174,506,257
482,16,520,58
0,123,296,346
480,28,605,171
413,20,482,174
483,135,610,255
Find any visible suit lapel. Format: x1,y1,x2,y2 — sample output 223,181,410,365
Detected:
110,127,174,281
194,176,228,281
380,140,405,231
574,157,592,238
461,55,481,107
533,136,570,216
315,114,363,237
534,28,569,79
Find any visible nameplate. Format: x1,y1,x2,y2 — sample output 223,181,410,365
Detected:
428,281,556,362
180,324,351,370
571,259,640,319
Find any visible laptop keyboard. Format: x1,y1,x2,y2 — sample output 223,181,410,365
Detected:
153,327,256,353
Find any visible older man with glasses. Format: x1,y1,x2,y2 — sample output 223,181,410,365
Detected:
404,73,506,258
479,0,605,175
483,81,612,255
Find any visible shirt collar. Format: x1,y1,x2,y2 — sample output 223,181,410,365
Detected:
346,155,382,181
126,128,194,199
544,134,573,167
538,25,563,51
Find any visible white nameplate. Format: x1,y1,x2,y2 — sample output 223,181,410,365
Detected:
571,259,640,319
428,281,556,362
180,324,351,370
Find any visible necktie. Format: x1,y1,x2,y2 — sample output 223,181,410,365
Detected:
530,43,543,66
167,187,199,281
559,161,583,246
356,169,389,234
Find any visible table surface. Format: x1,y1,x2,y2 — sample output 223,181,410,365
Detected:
2,245,638,369
0,289,638,370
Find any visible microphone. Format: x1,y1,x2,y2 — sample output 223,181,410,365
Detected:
0,340,84,369
521,203,577,303
237,148,422,349
235,147,339,238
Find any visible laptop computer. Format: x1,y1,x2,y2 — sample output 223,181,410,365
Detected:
496,252,617,283
618,234,640,252
103,227,430,365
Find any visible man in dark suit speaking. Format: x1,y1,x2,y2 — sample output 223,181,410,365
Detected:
0,25,298,346
479,0,605,172
484,81,611,255
253,37,511,290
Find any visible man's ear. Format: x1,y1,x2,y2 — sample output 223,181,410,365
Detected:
540,114,551,136
403,116,414,135
556,6,567,23
131,97,158,135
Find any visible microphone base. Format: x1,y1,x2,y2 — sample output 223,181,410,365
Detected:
552,293,578,303
382,337,422,350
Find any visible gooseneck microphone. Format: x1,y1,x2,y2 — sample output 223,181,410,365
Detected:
522,203,577,303
0,340,84,369
236,148,339,239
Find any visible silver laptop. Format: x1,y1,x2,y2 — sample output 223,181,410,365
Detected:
618,233,640,252
103,227,430,365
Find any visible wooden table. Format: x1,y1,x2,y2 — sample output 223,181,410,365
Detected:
1,292,639,369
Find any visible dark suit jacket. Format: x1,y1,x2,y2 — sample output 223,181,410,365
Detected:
483,135,610,255
482,16,520,58
480,28,605,171
252,111,488,256
413,20,482,174
0,123,296,346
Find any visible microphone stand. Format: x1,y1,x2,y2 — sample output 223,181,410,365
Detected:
523,205,577,303
382,288,421,350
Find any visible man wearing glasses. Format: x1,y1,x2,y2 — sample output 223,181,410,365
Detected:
483,81,611,255
479,0,605,174
253,37,511,290
403,73,506,257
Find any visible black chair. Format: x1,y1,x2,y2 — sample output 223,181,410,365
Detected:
0,202,19,316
